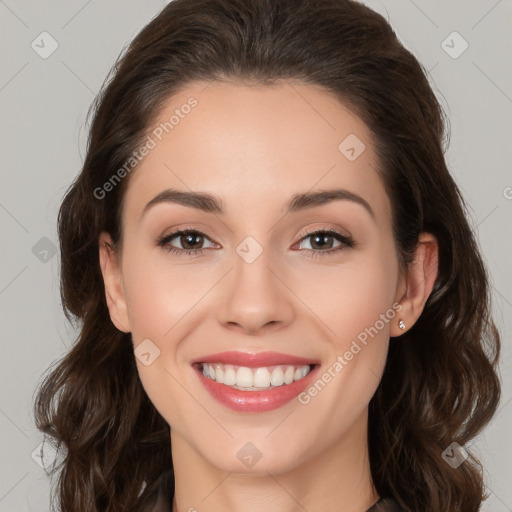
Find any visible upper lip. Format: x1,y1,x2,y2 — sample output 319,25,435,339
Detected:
191,351,320,368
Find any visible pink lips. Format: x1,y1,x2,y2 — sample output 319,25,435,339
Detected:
192,351,320,412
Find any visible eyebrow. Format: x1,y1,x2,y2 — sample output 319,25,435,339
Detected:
140,187,375,219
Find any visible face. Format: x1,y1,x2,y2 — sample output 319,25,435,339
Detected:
101,80,409,474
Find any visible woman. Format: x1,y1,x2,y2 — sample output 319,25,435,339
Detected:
33,0,501,511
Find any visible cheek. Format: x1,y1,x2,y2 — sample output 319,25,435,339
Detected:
120,249,208,426
291,255,399,446
293,248,399,346
121,248,213,339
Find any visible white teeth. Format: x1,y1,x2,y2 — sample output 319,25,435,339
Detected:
253,367,271,388
236,367,253,387
270,367,284,386
294,366,309,380
284,366,295,385
223,366,237,385
214,364,224,383
200,363,312,390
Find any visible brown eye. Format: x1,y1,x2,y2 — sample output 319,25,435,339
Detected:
179,232,205,250
157,229,217,255
295,229,355,258
308,232,337,250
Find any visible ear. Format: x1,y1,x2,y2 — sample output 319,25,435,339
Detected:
391,232,439,336
98,231,131,333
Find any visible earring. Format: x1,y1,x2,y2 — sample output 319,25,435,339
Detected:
398,320,405,330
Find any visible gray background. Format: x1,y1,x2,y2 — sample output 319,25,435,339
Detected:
0,0,511,510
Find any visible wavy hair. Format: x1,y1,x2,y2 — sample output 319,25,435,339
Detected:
33,0,501,510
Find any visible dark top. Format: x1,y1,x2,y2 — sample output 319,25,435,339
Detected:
136,470,403,512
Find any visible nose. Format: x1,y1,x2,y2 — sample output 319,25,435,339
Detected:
216,247,295,336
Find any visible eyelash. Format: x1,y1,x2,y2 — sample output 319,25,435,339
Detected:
156,226,354,258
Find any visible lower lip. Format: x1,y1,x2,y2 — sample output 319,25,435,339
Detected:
195,365,319,412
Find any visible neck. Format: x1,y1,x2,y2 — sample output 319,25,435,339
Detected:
170,411,379,512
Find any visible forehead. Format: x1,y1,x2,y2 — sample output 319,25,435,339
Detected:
122,79,391,226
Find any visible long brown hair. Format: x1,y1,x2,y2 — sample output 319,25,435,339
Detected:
33,0,501,510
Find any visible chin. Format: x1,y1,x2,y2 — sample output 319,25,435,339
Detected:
196,434,310,476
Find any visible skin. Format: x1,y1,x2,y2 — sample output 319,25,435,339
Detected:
99,80,438,512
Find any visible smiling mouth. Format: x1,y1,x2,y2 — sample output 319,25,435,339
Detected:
194,362,314,391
